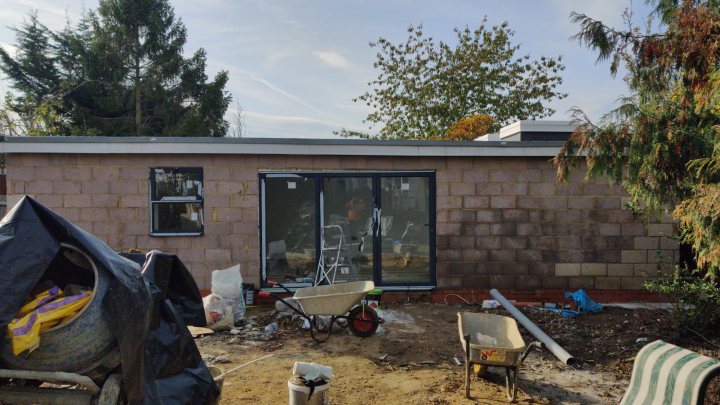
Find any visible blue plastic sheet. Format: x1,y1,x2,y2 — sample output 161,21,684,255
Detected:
564,289,603,313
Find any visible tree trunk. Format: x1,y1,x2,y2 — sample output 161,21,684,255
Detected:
134,26,142,136
135,63,141,135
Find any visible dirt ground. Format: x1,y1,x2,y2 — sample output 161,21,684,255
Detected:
196,302,720,404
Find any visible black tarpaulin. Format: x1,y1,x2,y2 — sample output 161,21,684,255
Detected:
0,197,218,404
136,250,218,404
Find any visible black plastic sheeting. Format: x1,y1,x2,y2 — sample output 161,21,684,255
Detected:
0,197,219,404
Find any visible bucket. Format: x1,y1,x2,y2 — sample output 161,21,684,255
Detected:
363,288,383,309
288,377,331,405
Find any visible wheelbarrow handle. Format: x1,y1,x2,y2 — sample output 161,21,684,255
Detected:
520,341,543,364
266,280,294,295
258,290,308,319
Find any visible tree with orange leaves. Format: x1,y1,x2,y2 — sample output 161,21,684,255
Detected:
555,1,720,279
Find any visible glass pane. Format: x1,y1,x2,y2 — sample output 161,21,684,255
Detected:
264,177,316,284
322,177,374,283
380,177,431,283
153,202,203,233
152,168,203,200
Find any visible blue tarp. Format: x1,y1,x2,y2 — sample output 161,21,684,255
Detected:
564,289,603,313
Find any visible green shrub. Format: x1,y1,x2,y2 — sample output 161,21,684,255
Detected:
645,268,720,333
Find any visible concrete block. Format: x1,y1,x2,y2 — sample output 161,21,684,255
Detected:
475,183,502,195
490,223,516,236
568,197,595,209
64,194,92,208
568,276,595,290
463,196,489,209
448,235,475,249
488,249,516,262
92,167,120,181
647,223,674,237
595,277,621,289
581,263,607,276
634,237,659,250
81,181,110,194
450,210,476,223
542,276,568,289
516,223,542,236
462,169,489,183
437,196,462,209
517,249,542,262
476,210,502,223
26,181,53,194
621,277,646,290
598,223,621,236
555,263,581,276
621,250,646,264
529,183,554,196
450,183,475,196
607,264,634,277
502,209,528,223
502,183,527,196
490,196,516,209
476,236,502,250
110,181,139,195
517,196,541,209
595,197,621,209
502,236,528,249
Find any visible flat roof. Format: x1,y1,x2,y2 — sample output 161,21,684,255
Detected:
0,136,564,157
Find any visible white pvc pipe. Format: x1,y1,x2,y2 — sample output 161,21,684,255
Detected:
490,289,575,366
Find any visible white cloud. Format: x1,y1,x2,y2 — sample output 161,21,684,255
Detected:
313,51,351,69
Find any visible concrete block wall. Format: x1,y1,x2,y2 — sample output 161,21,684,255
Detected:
5,153,678,291
431,157,677,290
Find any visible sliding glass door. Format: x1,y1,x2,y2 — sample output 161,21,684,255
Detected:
379,176,432,284
260,172,435,289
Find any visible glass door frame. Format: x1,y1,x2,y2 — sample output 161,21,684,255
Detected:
259,171,436,289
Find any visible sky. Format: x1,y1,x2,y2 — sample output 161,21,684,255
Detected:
0,0,655,138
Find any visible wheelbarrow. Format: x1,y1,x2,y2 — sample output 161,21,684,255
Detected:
259,280,384,343
458,312,541,402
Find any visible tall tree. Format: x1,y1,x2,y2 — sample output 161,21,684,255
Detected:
342,21,566,140
554,1,720,279
0,0,231,136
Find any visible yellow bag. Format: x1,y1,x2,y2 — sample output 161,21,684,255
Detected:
15,286,64,318
8,291,91,356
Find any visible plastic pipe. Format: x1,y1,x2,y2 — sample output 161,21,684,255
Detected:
489,289,575,366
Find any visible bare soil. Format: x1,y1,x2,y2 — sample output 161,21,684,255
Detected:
196,302,720,404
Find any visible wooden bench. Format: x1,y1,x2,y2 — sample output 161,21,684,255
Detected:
620,340,720,405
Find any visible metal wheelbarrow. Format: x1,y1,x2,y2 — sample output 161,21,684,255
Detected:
259,280,383,343
458,312,541,402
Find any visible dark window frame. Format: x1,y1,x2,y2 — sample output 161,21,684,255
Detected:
149,167,204,236
258,171,436,290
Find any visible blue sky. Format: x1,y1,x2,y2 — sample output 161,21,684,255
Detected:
0,0,654,138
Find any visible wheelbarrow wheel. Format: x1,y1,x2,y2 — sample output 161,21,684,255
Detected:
505,367,518,402
347,305,379,337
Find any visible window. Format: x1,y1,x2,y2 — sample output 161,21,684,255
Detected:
150,168,204,236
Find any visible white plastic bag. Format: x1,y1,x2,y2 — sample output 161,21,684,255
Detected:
211,264,245,322
202,293,234,331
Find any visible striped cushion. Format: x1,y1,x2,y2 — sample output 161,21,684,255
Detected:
620,340,720,405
